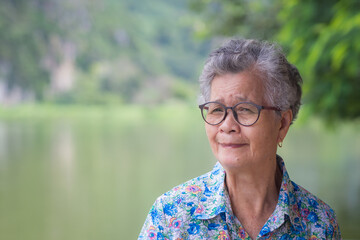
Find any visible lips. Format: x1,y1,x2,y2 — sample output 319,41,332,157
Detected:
219,143,247,148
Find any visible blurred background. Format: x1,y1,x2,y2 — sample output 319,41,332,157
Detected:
0,0,359,239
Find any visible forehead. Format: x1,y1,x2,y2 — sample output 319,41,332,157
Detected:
210,71,265,104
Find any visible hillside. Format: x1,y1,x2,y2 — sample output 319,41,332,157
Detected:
0,0,211,105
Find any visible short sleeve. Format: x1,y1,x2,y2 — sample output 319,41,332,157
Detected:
327,220,341,239
138,197,167,240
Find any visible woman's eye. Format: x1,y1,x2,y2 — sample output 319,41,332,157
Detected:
210,107,224,113
237,107,253,114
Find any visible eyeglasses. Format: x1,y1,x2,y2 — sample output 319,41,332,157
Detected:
199,101,281,126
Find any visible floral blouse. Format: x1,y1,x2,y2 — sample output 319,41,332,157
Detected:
138,156,341,239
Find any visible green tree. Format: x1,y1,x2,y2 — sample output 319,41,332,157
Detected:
0,0,52,99
1,0,209,104
190,0,360,123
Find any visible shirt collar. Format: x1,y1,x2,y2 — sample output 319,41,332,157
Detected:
272,155,305,232
192,161,227,220
192,156,304,232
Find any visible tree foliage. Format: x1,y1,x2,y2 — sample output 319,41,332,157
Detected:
0,0,209,104
190,0,360,123
0,0,52,99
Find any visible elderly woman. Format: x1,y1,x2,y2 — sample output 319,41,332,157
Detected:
139,39,341,239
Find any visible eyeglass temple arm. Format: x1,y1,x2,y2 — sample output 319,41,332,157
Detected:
262,106,281,111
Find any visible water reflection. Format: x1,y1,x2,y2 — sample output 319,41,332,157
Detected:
51,123,75,193
0,122,7,164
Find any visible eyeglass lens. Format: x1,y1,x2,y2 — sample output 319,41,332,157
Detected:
202,102,259,126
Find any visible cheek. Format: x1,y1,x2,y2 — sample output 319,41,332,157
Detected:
205,125,218,147
249,122,279,150
205,124,214,140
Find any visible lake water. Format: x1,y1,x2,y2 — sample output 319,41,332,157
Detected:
0,105,359,239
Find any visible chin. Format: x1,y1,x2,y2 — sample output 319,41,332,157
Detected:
217,152,249,169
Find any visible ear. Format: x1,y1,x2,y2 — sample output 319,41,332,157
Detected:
277,109,293,144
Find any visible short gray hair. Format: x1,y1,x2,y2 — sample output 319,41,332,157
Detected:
199,39,302,123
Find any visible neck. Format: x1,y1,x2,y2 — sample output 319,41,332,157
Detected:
224,156,282,239
224,155,282,216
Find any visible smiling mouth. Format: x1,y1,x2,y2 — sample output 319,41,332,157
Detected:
219,143,247,148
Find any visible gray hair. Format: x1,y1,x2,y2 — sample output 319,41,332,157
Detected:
199,39,303,123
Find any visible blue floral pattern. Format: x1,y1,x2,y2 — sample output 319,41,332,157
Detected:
139,156,341,239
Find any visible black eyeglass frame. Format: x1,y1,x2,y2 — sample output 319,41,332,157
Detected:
198,101,281,126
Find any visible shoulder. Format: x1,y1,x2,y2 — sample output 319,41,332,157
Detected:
157,162,223,203
291,181,337,222
290,181,341,237
155,167,214,212
139,165,223,239
150,162,225,221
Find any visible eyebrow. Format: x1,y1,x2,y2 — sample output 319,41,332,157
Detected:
213,96,248,103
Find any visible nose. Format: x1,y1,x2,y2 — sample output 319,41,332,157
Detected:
219,109,241,133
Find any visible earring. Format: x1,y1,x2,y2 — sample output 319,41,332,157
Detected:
278,141,283,148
